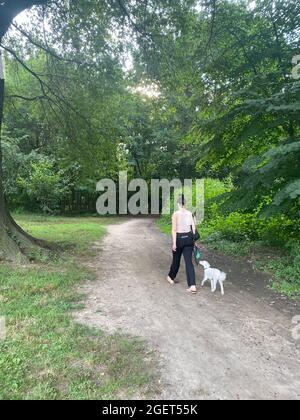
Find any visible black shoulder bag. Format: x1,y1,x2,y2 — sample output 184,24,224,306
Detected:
191,215,200,242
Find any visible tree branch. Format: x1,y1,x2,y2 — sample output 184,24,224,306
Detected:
116,0,154,42
6,94,48,101
10,22,94,68
1,43,92,132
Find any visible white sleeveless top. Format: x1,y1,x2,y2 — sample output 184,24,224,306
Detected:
175,209,193,233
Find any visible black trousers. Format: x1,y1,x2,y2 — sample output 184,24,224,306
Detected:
168,233,196,287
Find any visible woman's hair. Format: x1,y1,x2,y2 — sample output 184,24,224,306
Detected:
177,195,186,206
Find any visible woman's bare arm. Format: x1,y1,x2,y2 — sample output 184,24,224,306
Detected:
191,214,196,235
172,213,177,251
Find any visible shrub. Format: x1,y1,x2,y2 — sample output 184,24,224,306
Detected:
256,216,300,247
17,159,68,214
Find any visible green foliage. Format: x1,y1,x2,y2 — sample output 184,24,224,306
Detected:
256,241,300,298
2,15,128,214
17,159,66,213
201,197,300,297
4,0,299,219
134,0,300,216
225,138,300,215
1,132,28,201
204,212,260,242
203,210,300,247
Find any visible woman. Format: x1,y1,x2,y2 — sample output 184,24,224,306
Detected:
167,195,197,294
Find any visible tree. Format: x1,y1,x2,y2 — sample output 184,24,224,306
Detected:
0,0,125,259
0,0,49,261
133,0,300,215
0,0,158,260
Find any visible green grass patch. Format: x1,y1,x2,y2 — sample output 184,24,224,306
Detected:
156,218,172,236
203,237,300,299
13,214,116,255
0,214,158,400
254,254,300,298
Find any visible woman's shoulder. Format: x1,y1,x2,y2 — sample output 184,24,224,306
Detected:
173,210,182,219
186,210,194,221
184,209,193,216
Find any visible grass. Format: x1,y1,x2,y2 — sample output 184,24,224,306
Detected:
157,218,172,236
157,218,300,299
202,237,300,298
13,214,113,255
0,214,158,400
255,256,300,298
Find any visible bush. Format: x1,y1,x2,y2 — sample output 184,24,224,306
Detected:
17,159,68,214
256,216,300,247
203,212,300,246
259,241,300,297
203,212,261,242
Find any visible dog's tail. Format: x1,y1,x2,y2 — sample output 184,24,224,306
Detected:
220,272,227,282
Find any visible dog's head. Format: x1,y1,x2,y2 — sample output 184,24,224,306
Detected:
200,261,211,269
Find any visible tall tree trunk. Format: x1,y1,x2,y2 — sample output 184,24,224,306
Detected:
0,1,50,261
0,42,44,262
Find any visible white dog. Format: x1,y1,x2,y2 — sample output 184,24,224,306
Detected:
200,261,227,296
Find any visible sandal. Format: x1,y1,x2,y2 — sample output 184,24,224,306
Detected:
167,276,175,286
187,287,197,294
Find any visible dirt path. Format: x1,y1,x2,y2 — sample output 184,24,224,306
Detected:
75,218,300,400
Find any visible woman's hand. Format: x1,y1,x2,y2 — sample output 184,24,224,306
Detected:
172,243,177,252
